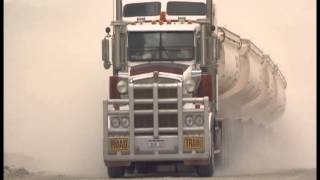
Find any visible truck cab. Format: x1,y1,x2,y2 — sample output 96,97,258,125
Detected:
102,0,220,177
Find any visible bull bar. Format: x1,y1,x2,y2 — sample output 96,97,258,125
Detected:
103,72,211,163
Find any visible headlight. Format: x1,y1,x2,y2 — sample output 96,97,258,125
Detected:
185,115,194,127
194,115,204,126
120,117,129,128
110,117,120,128
117,80,128,94
184,79,195,93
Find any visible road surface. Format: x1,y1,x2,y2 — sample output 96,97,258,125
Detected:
4,168,316,180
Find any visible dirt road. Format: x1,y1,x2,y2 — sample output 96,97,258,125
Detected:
4,168,316,180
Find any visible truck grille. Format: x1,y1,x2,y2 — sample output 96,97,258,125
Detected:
134,89,177,99
130,76,182,136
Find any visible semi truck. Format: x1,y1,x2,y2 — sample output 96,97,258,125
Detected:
101,0,287,177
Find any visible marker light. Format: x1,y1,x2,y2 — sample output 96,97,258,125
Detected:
111,117,120,128
117,80,128,94
185,116,194,127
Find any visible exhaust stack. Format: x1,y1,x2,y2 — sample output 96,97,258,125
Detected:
112,0,125,72
116,0,122,20
206,0,212,28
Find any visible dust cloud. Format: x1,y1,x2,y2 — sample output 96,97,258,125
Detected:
218,117,315,176
215,0,316,172
4,0,316,177
4,0,113,176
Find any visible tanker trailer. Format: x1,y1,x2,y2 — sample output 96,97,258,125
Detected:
101,0,287,177
213,27,287,167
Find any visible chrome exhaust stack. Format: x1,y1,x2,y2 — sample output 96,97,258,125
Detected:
112,0,126,72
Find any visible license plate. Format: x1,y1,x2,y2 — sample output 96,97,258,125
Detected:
148,139,164,148
110,137,129,152
184,136,204,150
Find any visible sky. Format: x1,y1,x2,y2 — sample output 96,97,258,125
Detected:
4,0,316,176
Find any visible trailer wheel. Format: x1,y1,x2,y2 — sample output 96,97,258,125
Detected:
196,157,214,177
107,167,125,178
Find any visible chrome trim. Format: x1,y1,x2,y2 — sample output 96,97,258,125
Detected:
107,127,205,134
118,71,129,78
103,100,108,138
108,109,205,115
216,74,219,112
108,110,128,115
129,83,135,155
177,82,183,154
131,72,183,82
135,128,178,133
134,109,178,115
108,98,207,104
204,97,210,155
133,83,178,89
153,82,159,138
183,98,206,103
108,129,130,133
183,127,205,131
135,98,177,104
191,69,202,78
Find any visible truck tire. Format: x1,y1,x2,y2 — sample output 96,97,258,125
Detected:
107,167,125,178
135,162,151,174
213,119,223,168
196,158,214,177
197,120,215,177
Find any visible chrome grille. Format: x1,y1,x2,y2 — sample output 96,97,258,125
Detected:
131,79,181,137
133,84,179,131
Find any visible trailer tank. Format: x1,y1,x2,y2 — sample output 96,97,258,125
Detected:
215,27,287,125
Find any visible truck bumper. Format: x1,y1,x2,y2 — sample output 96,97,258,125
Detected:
103,136,211,163
103,96,212,166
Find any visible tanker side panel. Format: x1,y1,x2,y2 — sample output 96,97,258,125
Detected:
215,27,287,124
217,38,240,95
234,39,264,105
258,70,286,123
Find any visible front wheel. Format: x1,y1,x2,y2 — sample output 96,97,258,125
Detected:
107,166,125,178
136,162,153,174
196,158,214,177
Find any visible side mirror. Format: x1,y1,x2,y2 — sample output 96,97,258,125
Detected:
102,37,111,69
105,27,111,37
211,25,215,32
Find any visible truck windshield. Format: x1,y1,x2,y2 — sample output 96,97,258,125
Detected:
167,2,206,15
128,31,194,61
123,2,161,17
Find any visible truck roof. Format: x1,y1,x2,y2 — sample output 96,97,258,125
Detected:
121,0,209,22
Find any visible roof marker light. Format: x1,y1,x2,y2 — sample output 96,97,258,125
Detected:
137,17,145,24
160,11,167,22
178,17,186,24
